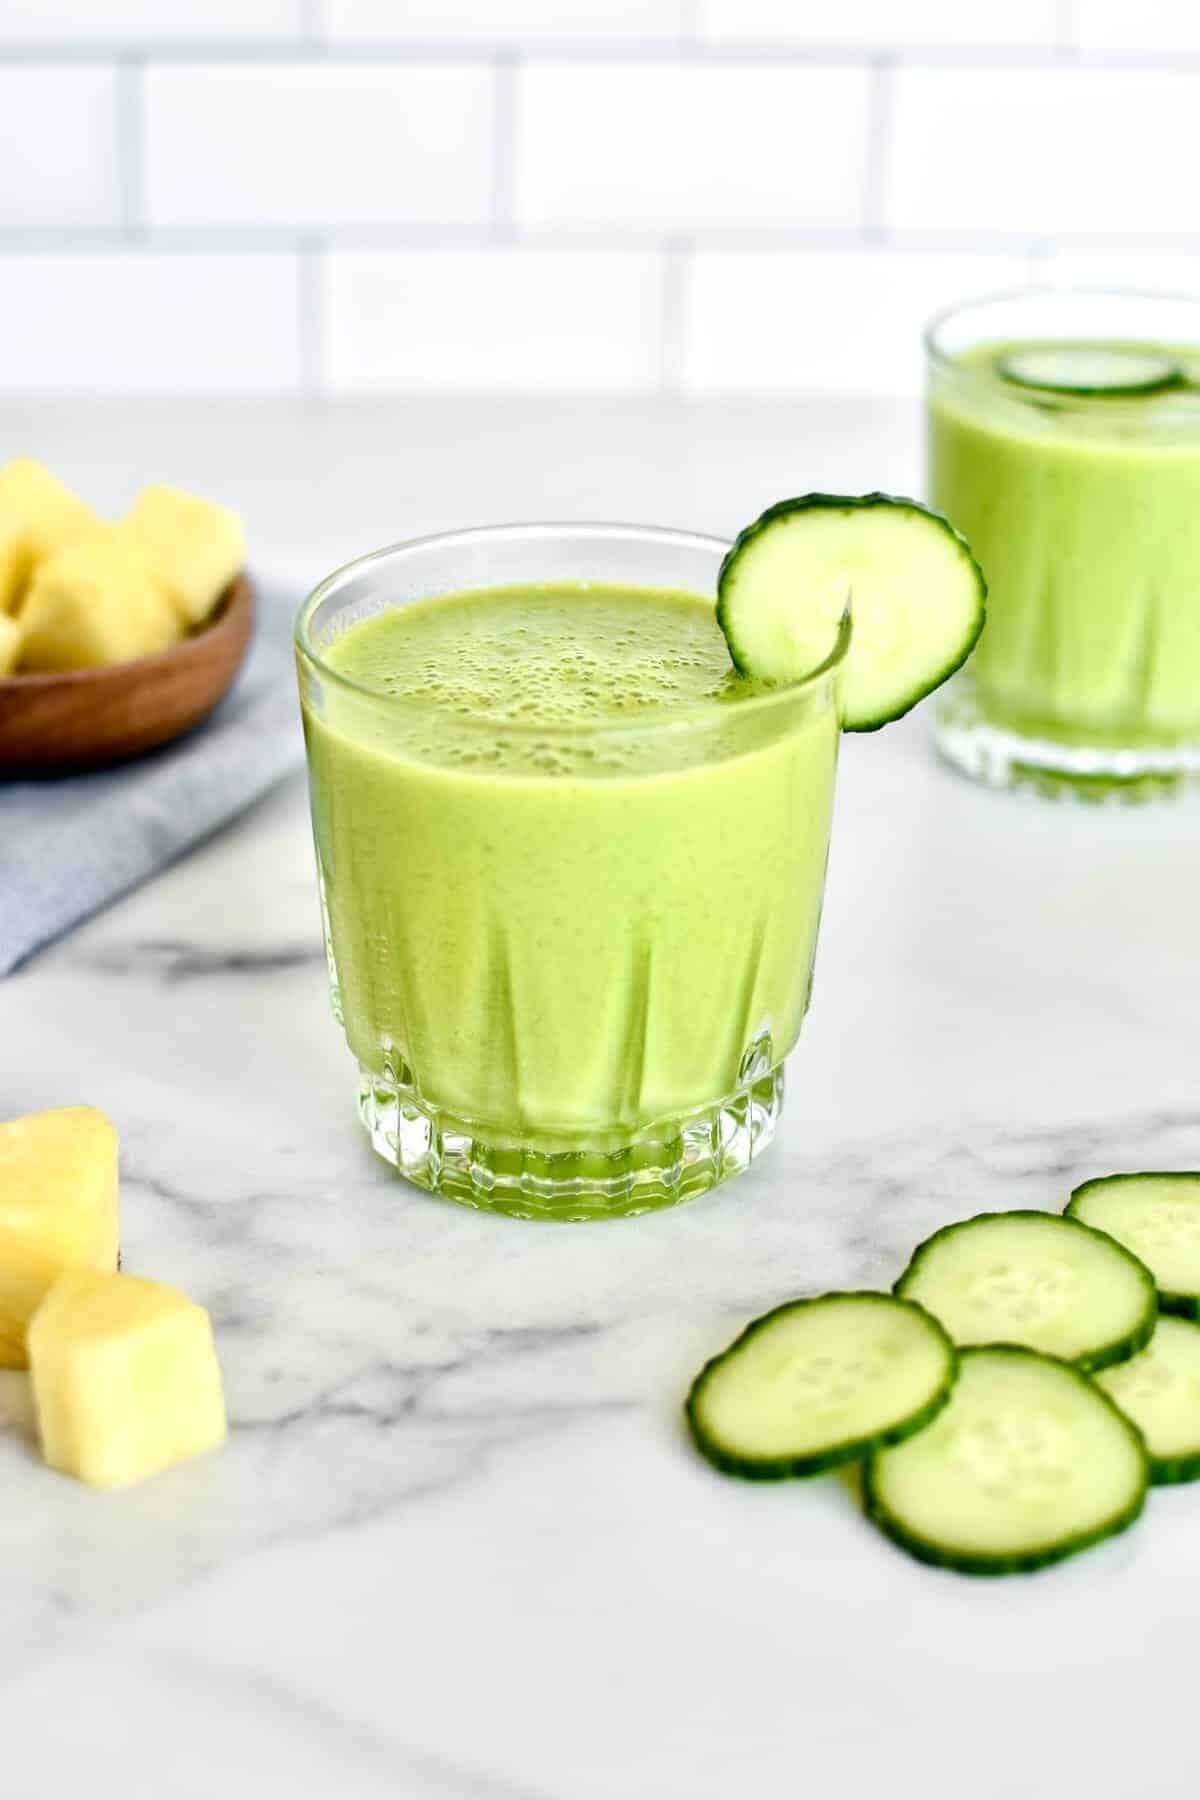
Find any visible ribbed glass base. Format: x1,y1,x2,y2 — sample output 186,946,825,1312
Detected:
357,1060,784,1221
934,681,1200,805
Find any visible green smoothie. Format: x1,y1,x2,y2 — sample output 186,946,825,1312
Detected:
929,340,1200,746
301,583,839,1184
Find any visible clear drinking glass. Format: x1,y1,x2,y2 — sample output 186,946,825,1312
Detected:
295,523,847,1221
927,290,1200,800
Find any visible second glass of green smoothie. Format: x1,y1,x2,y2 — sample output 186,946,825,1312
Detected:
296,524,847,1222
927,290,1200,799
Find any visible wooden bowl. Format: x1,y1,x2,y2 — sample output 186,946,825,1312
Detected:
0,574,255,775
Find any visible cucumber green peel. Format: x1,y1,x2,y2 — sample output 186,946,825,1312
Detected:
685,1292,957,1480
998,345,1182,398
865,1345,1149,1576
894,1209,1156,1373
683,1195,1167,1576
1096,1316,1200,1487
717,492,985,733
1067,1173,1200,1319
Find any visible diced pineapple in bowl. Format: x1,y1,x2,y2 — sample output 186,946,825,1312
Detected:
0,458,101,571
19,537,179,672
119,485,244,631
0,460,246,676
0,611,20,676
0,462,253,770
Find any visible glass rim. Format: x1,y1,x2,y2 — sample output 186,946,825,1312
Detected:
924,284,1200,373
294,519,852,742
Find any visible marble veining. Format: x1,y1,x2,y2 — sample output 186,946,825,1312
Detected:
6,755,1200,1800
4,396,1200,1798
73,937,327,981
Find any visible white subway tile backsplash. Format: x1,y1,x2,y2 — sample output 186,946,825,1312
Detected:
0,254,302,392
145,65,495,230
0,0,301,43
0,67,118,230
683,249,1030,395
700,0,1057,50
325,0,682,41
8,2,1200,398
888,67,1200,238
516,65,872,233
324,249,664,391
1076,1,1200,54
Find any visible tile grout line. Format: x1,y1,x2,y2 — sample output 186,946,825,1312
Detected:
0,41,1196,68
1027,240,1057,283
490,51,519,243
5,225,1200,256
861,54,895,243
1056,0,1080,56
298,236,324,397
115,53,145,240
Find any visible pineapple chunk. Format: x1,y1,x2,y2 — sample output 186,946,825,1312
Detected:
0,1226,66,1368
0,609,20,676
18,537,180,671
121,484,244,628
0,1106,119,1273
0,518,35,615
0,459,100,564
29,1268,227,1489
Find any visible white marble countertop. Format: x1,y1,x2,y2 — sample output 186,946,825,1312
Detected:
4,396,1200,1799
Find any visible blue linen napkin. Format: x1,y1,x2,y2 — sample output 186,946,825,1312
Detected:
0,577,304,975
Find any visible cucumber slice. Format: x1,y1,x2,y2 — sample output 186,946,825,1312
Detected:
716,494,985,732
1067,1173,1200,1318
999,346,1182,397
894,1210,1156,1373
864,1345,1149,1575
685,1291,957,1480
1095,1317,1200,1486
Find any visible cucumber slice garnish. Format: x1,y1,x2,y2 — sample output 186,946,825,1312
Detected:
998,346,1182,398
1067,1173,1200,1318
717,493,985,732
894,1210,1156,1372
685,1291,957,1480
1095,1317,1200,1486
864,1345,1149,1576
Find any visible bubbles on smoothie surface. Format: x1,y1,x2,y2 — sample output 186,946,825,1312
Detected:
327,582,753,725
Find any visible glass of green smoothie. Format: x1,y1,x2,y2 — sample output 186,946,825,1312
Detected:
927,290,1200,799
295,523,848,1221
